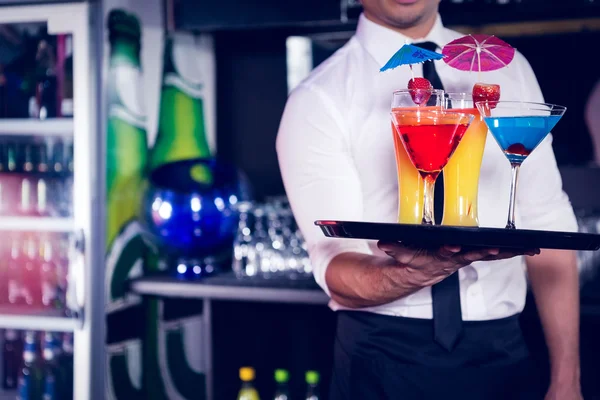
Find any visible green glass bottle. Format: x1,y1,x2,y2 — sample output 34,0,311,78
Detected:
105,10,152,400
305,371,320,400
273,369,290,400
149,33,212,183
106,9,149,248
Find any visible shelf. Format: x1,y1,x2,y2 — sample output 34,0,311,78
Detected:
130,273,330,305
0,119,73,136
0,306,78,332
0,217,74,232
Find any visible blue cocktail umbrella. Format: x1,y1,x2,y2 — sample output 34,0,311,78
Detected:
380,43,444,79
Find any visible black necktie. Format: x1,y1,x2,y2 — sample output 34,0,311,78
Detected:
415,41,463,352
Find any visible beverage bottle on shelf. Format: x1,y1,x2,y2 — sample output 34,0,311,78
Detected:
304,371,320,400
36,144,50,217
51,141,64,175
22,235,42,308
8,234,26,306
237,367,260,400
17,331,43,400
50,141,67,217
39,235,61,310
42,332,59,400
63,142,73,217
2,142,21,215
19,143,36,216
7,142,18,173
2,329,21,389
22,143,35,173
57,332,73,399
34,38,58,120
60,35,74,118
273,369,290,400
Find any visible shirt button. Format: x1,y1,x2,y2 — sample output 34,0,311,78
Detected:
469,287,480,297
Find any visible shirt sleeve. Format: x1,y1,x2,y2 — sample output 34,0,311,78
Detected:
276,83,373,295
512,53,578,232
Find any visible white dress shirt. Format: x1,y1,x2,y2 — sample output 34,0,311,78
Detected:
276,13,578,321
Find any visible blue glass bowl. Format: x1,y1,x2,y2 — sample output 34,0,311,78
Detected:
139,158,251,261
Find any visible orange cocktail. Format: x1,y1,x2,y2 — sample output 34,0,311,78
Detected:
442,93,488,226
392,121,424,224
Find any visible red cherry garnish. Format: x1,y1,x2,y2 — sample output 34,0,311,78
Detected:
407,77,433,105
505,143,530,156
473,82,500,111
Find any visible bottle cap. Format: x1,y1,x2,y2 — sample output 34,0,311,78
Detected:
306,370,319,385
107,9,141,42
239,367,255,382
274,369,289,383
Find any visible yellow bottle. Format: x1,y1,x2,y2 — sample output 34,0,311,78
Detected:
237,367,260,400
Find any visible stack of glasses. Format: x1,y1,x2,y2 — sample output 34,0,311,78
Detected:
233,197,312,280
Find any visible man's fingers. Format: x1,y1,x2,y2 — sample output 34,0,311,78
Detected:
438,245,462,258
377,241,402,253
377,241,415,264
457,248,501,264
480,248,541,261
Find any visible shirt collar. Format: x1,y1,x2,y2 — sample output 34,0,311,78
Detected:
355,12,447,68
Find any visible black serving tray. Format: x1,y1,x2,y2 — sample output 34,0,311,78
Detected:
315,220,600,251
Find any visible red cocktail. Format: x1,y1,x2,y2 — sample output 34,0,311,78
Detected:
391,110,473,225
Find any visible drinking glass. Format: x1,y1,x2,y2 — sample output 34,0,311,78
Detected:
390,89,444,224
476,101,566,229
442,92,489,227
391,109,474,225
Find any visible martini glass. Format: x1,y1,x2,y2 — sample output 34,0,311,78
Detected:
391,109,473,225
475,101,566,229
390,89,445,224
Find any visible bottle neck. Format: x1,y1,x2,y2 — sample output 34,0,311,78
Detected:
241,381,254,387
306,383,318,396
110,39,141,67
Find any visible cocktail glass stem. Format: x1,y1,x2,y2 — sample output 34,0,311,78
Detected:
506,163,521,229
422,173,437,225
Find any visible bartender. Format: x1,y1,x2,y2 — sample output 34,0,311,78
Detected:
276,0,582,399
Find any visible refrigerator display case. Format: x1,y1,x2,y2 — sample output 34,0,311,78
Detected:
0,2,103,400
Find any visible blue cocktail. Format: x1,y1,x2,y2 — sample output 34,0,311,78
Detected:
476,101,566,229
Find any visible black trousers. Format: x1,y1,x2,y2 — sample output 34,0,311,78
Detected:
329,311,544,400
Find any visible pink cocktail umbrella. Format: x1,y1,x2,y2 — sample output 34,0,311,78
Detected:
442,34,515,81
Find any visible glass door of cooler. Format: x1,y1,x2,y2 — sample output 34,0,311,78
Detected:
0,3,100,400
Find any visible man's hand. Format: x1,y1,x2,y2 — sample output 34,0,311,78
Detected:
377,241,540,287
325,244,539,309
